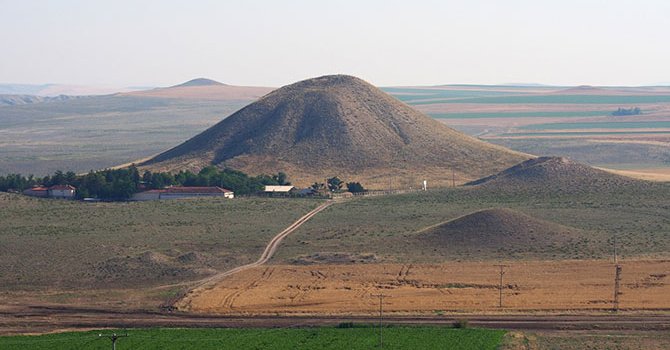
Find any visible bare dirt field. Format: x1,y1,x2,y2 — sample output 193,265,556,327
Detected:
182,260,670,315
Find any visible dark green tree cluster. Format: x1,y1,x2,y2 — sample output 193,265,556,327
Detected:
0,166,290,200
612,107,641,116
346,182,365,193
141,167,289,195
311,177,366,193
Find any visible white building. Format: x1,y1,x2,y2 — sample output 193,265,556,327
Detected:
263,185,295,193
132,186,234,201
47,185,76,199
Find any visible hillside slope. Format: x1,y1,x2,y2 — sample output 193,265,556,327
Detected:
466,156,645,192
418,208,583,259
141,75,530,187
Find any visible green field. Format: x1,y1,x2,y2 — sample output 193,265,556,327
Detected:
410,94,670,105
0,327,505,350
429,111,609,119
503,131,670,136
521,121,670,130
382,87,529,102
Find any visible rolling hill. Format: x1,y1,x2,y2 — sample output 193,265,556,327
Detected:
141,75,530,187
418,208,582,258
466,156,644,192
125,78,274,100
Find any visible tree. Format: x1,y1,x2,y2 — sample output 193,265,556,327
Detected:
273,172,291,186
327,177,344,192
346,182,365,193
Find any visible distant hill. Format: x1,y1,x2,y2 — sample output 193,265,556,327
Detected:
466,156,643,192
0,94,81,106
173,78,226,87
141,74,530,187
0,83,147,96
125,78,273,100
418,208,582,258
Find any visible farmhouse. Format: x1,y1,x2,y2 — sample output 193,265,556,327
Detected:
48,184,76,199
23,185,76,199
131,186,234,201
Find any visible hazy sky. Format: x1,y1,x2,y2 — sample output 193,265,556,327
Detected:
2,0,669,87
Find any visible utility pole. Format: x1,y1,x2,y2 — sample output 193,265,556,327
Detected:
494,264,508,308
452,169,456,187
372,294,389,349
613,235,622,312
99,332,128,350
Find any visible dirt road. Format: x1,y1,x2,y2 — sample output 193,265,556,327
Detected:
174,200,334,310
1,304,669,335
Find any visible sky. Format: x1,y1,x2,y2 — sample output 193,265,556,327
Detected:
1,0,669,87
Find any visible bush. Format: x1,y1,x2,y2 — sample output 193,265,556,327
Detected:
453,319,469,329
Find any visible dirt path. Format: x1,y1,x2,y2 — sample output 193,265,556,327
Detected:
175,200,334,310
2,304,670,335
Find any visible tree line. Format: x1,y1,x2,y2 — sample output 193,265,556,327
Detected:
612,107,641,116
0,166,291,200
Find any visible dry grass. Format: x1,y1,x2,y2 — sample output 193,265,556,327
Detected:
184,260,670,315
598,167,670,182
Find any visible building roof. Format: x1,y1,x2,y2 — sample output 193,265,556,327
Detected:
159,186,233,194
49,184,76,191
24,186,48,192
264,185,295,193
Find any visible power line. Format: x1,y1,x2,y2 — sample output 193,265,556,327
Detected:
371,293,390,349
494,264,509,308
613,235,622,312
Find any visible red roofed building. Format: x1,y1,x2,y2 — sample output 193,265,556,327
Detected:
23,185,76,199
131,186,234,201
22,186,49,198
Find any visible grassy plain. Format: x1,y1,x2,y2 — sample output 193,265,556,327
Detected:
275,185,670,264
0,327,505,350
0,193,321,293
0,96,248,175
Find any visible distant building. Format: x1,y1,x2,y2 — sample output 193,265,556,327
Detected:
263,185,296,197
131,186,234,201
48,185,76,199
22,186,49,198
23,185,76,199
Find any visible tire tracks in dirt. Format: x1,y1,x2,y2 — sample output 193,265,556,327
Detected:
176,200,334,310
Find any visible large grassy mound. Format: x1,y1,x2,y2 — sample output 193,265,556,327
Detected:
142,75,529,187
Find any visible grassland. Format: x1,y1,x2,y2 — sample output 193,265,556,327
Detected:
0,327,505,350
274,185,670,264
0,95,248,175
0,193,321,293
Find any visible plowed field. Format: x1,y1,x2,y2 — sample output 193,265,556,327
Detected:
183,260,670,315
